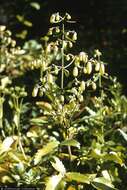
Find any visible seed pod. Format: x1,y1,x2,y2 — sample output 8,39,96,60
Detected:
47,73,53,84
95,61,100,71
83,67,87,74
92,82,97,90
72,32,77,41
73,67,78,77
50,14,55,23
80,81,85,91
86,61,92,74
32,86,38,97
100,63,105,75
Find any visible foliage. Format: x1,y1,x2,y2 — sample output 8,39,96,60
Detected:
0,13,127,189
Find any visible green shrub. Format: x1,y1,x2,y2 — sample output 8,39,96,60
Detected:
0,13,127,189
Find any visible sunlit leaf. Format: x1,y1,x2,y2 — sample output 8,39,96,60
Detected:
36,101,52,111
117,129,127,142
30,116,49,125
104,152,123,166
92,177,117,190
61,139,80,148
45,174,63,190
51,156,66,174
34,141,59,165
0,136,18,155
65,172,96,184
102,170,111,181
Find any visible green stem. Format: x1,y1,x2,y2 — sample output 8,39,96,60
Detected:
15,98,26,160
0,97,3,129
61,23,65,89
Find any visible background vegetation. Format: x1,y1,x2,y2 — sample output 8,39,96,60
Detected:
0,1,127,189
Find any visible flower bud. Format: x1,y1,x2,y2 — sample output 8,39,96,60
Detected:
47,73,53,84
92,82,97,90
94,49,102,57
60,95,64,103
83,67,87,74
46,44,51,53
54,65,59,75
55,13,60,22
0,25,6,32
73,67,78,77
78,95,84,102
95,61,100,71
86,61,92,74
55,27,60,33
72,32,77,41
66,54,71,61
79,52,88,63
80,81,85,91
32,86,38,97
68,41,73,48
63,41,67,49
100,63,105,75
65,13,71,20
50,14,56,23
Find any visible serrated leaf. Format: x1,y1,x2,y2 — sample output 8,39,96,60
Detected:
66,172,96,184
51,156,66,174
34,141,59,165
61,139,80,148
45,174,63,190
30,2,40,10
92,177,117,190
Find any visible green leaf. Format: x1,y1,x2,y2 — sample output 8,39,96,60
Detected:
34,141,59,165
30,116,49,125
92,177,117,190
30,2,40,10
45,174,63,190
61,139,80,148
117,129,127,141
104,151,123,166
65,172,96,184
51,156,66,174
